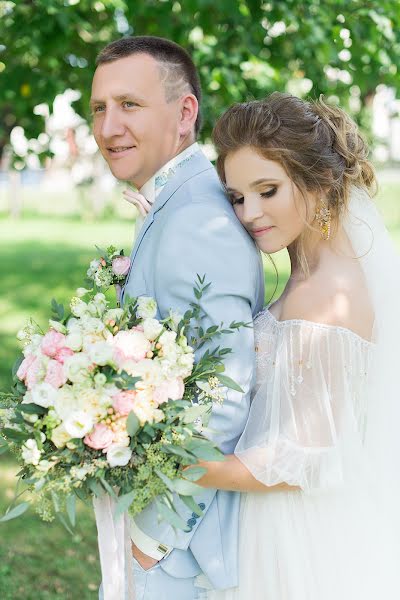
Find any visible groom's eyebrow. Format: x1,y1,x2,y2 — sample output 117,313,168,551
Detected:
89,93,146,108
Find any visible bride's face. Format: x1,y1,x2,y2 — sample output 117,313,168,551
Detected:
224,146,314,254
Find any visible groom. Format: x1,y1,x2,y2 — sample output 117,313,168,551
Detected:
91,36,264,599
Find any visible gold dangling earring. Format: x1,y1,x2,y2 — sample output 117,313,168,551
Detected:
315,201,331,241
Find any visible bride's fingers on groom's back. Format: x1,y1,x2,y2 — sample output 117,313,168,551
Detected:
122,190,151,216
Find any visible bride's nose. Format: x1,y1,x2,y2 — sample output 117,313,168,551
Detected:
242,196,264,225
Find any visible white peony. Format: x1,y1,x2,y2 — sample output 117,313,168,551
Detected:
64,353,92,383
64,411,94,438
21,439,42,466
31,382,58,408
136,296,157,319
106,444,132,468
142,318,163,341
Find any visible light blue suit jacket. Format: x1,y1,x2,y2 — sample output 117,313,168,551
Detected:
122,150,265,590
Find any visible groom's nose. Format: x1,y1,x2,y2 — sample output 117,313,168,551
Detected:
100,106,126,140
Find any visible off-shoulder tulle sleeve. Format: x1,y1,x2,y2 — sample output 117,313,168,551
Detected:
235,315,373,493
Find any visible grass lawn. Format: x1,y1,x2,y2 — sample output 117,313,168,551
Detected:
0,176,399,598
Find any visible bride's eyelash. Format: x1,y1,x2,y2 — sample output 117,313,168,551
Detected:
230,187,278,205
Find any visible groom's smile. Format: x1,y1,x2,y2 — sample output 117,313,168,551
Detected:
91,53,185,188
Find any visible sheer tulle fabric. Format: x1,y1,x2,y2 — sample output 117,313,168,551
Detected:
208,188,400,599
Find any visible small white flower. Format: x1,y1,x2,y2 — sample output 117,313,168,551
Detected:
87,259,101,279
168,309,183,331
137,296,157,320
31,382,58,408
70,297,90,318
106,444,132,468
104,308,124,322
94,372,107,387
76,287,92,298
48,320,67,334
21,439,42,466
36,459,54,474
64,411,94,438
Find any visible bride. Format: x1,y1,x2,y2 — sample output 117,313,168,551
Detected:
196,92,400,599
125,92,400,598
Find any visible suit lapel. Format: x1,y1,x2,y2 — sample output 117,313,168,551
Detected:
127,150,214,269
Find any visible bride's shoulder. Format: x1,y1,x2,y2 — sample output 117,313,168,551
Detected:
271,271,374,342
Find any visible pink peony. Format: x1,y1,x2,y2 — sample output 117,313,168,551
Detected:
112,330,151,364
153,377,185,406
16,354,36,382
112,391,137,416
112,256,131,276
41,330,67,358
84,423,114,450
54,347,74,364
45,359,67,389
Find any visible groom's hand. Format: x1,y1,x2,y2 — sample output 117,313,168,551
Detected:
131,541,159,570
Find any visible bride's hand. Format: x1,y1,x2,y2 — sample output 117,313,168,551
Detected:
123,188,151,217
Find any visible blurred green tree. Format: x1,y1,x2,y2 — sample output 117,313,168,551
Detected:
1,0,399,163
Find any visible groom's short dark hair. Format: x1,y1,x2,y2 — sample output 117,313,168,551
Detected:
96,36,202,135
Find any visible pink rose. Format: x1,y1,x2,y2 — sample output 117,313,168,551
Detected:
112,330,151,364
45,359,67,389
84,423,114,450
112,256,131,276
112,391,137,416
41,330,67,358
153,377,185,406
25,357,43,389
54,347,74,364
16,354,36,382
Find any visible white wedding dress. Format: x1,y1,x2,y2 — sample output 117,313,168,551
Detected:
208,189,400,599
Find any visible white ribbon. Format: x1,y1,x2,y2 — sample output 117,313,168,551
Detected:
93,495,136,600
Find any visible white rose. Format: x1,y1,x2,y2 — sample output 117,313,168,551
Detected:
64,411,94,438
31,382,58,408
65,331,83,351
106,444,132,468
137,296,157,320
54,385,79,420
142,318,163,341
64,353,92,383
51,423,72,448
21,439,42,466
88,341,114,366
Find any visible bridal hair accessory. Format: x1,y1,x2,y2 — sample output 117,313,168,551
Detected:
315,200,331,240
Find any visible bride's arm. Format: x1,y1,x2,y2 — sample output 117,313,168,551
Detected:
193,455,299,493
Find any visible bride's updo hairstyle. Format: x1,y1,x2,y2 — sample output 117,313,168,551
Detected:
213,92,376,272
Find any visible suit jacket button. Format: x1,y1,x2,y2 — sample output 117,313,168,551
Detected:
187,517,197,528
198,503,206,510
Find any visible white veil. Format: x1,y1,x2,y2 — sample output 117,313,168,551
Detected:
345,187,400,513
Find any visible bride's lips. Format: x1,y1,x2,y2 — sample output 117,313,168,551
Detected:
106,145,136,159
250,226,275,238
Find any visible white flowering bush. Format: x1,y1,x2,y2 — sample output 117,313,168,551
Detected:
0,264,247,531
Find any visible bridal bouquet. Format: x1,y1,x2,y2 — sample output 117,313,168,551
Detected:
0,254,245,533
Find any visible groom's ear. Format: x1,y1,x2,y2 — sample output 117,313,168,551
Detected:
178,94,198,138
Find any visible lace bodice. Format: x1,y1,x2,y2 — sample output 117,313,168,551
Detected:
235,309,375,493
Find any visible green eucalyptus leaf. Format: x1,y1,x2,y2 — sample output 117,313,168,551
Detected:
114,490,136,519
126,411,140,437
66,494,76,528
0,502,30,523
156,500,189,531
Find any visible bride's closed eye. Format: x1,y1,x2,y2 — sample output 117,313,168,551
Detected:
229,187,278,205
